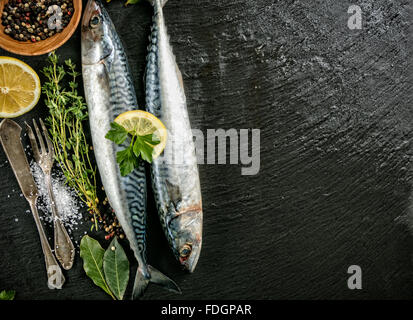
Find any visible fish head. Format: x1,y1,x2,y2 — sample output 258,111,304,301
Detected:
81,0,114,67
169,208,203,273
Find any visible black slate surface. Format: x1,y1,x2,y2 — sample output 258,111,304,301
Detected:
1,0,413,300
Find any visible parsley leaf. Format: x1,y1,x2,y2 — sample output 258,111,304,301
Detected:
0,290,15,300
105,122,129,145
116,145,138,177
106,121,162,177
133,134,160,163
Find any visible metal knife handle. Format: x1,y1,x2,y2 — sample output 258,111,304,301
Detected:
45,175,75,270
29,200,66,289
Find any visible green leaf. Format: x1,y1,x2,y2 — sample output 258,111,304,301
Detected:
0,290,15,300
133,134,160,163
125,0,141,5
105,122,129,145
103,238,130,300
80,236,115,300
116,146,138,177
107,121,161,176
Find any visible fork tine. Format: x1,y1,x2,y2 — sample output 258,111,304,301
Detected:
39,118,53,155
33,119,46,154
25,121,41,163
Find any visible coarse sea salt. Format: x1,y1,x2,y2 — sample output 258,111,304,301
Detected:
0,160,8,168
30,162,83,235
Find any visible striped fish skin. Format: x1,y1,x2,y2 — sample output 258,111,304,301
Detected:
81,0,149,278
145,0,203,273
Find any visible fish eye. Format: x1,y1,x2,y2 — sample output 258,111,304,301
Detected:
180,244,192,258
90,15,101,28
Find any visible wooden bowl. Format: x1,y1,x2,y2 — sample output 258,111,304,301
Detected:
0,0,82,56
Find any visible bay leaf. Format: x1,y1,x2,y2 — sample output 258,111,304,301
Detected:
80,235,115,299
103,238,130,300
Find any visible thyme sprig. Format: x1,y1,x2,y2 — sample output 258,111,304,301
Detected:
42,52,100,230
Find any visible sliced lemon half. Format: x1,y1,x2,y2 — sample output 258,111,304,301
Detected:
0,57,41,118
115,110,167,160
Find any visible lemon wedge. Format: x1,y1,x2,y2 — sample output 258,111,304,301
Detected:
115,110,167,159
0,57,41,118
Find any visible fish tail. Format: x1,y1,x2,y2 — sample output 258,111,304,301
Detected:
147,0,168,8
132,265,181,299
132,269,150,300
148,265,182,293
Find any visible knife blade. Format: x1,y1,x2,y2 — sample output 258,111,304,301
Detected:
0,119,38,200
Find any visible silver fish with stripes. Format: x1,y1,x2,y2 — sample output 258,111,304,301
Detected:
81,0,180,299
145,0,203,273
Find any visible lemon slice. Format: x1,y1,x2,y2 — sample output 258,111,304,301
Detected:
115,110,167,159
0,57,41,118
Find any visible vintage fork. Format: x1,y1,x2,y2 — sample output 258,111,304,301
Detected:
25,119,75,270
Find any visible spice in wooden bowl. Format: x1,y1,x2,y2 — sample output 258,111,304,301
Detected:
1,0,75,43
0,0,81,56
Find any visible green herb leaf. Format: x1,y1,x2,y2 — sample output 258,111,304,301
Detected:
80,236,116,300
133,134,160,163
0,290,15,300
43,51,101,225
103,238,130,300
125,0,142,5
106,121,161,176
105,122,129,145
116,145,138,177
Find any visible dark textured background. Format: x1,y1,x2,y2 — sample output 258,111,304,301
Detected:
0,0,413,300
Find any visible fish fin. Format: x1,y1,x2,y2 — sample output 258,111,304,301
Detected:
148,265,182,294
132,270,150,300
147,0,168,8
165,179,182,207
175,61,185,90
131,265,181,299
